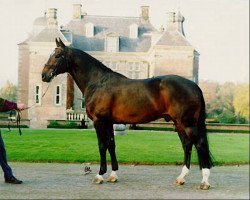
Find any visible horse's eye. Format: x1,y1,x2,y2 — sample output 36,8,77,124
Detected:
55,54,62,58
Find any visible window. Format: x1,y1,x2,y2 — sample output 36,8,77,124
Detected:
81,93,85,109
85,23,94,37
127,62,141,79
104,61,118,71
129,24,138,38
105,33,119,52
35,85,41,105
134,63,140,71
55,85,62,106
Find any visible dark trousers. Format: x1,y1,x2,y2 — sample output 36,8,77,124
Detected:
0,130,13,179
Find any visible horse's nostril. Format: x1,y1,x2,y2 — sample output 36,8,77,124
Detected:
42,74,46,80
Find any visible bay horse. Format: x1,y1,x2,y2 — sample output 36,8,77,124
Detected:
41,38,213,190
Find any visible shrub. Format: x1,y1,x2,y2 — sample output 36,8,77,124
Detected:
47,120,79,129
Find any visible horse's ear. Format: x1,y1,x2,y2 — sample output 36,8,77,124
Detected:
59,38,66,48
55,38,60,47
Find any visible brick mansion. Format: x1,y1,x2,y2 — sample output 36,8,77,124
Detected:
17,4,199,128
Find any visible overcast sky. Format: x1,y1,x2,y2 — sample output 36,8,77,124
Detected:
0,0,249,88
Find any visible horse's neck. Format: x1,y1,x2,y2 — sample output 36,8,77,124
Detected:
69,52,113,95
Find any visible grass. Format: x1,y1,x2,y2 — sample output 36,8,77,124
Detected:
1,129,249,165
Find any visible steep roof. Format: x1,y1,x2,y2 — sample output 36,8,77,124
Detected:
30,28,67,43
156,30,192,46
65,15,156,52
19,11,195,51
33,16,47,26
20,28,68,44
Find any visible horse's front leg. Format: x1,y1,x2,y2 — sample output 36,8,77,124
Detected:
107,126,118,183
93,120,108,184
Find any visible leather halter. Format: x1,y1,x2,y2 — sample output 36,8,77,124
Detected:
45,47,70,77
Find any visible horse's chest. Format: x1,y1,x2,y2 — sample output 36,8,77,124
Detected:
85,92,113,118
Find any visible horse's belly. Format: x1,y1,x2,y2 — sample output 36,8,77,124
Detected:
112,105,161,124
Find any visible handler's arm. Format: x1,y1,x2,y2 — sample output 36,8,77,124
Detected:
0,98,18,112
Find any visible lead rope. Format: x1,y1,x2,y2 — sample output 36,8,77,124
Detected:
26,82,51,109
8,110,22,136
7,82,51,135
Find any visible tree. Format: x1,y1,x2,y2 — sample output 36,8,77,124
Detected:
199,81,238,123
199,81,220,119
233,84,249,123
0,81,17,101
215,82,237,123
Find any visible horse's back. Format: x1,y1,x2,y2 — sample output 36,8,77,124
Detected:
159,75,201,99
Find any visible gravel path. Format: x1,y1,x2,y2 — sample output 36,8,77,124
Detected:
0,162,249,199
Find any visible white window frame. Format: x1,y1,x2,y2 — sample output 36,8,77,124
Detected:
54,85,62,106
105,34,119,52
127,62,141,79
85,22,94,37
81,93,85,109
129,24,138,39
34,84,42,105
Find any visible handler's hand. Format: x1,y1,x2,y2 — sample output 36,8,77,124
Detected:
17,103,26,111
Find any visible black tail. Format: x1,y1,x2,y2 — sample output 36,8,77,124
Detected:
195,91,214,169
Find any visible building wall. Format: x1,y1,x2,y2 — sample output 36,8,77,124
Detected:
17,44,30,119
92,52,149,79
27,43,67,128
193,51,199,84
151,46,198,82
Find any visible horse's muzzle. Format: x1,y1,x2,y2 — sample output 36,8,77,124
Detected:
41,72,53,82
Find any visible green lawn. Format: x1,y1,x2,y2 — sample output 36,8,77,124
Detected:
1,129,249,165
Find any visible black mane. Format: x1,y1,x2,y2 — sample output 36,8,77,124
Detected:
74,48,110,71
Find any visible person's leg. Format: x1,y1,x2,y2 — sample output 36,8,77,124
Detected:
0,130,22,184
0,131,13,179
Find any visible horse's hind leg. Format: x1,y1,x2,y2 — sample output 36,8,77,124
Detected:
175,124,193,185
194,134,213,190
186,125,212,190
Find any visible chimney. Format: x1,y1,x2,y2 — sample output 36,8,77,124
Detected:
73,4,82,20
47,8,58,28
166,11,185,35
159,25,165,33
140,6,149,24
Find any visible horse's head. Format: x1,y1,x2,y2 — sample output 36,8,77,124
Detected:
41,38,69,82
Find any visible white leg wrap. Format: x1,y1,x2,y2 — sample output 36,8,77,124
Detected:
107,170,118,182
110,170,118,178
95,174,104,182
176,165,189,185
178,165,189,179
201,168,210,183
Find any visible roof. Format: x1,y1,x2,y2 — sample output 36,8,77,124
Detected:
33,16,47,26
65,15,156,52
28,28,68,43
19,12,195,51
156,30,192,46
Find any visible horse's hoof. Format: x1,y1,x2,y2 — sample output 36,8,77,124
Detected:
93,174,104,184
200,182,210,190
175,178,185,185
107,175,118,183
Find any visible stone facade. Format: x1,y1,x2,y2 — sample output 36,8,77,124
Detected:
18,4,199,128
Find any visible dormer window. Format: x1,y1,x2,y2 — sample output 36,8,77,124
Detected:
105,32,119,52
129,24,138,39
85,22,94,37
